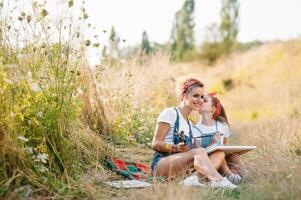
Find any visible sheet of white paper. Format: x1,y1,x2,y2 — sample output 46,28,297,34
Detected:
105,180,152,188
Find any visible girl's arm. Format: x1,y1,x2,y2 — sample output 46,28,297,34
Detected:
220,122,230,145
152,122,188,153
223,137,229,145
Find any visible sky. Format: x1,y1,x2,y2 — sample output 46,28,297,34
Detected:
85,0,301,47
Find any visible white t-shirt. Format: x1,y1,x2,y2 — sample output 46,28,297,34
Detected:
193,121,231,138
157,107,192,144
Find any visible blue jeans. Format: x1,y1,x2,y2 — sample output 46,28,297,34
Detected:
150,152,170,172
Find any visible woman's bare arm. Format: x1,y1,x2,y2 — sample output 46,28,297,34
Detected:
152,122,184,153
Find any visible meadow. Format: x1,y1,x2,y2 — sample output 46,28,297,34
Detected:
0,1,301,199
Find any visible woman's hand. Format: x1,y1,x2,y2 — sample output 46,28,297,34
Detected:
176,142,190,152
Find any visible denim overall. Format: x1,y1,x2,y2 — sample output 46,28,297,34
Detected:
193,121,220,148
150,108,193,172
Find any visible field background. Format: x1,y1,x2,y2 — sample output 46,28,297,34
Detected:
0,0,301,199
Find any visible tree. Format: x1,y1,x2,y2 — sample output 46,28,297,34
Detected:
108,26,120,59
102,26,120,65
219,0,240,54
201,0,240,64
170,0,195,61
140,31,152,55
201,24,223,64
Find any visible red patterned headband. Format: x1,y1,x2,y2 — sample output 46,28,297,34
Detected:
181,79,203,95
209,92,222,118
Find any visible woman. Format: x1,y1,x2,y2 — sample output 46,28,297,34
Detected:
193,92,244,184
151,78,237,188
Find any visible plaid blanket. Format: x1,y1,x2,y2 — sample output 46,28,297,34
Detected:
105,158,151,180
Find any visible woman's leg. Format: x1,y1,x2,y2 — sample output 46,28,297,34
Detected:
154,148,223,181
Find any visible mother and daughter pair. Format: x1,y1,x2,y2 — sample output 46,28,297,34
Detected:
151,78,244,189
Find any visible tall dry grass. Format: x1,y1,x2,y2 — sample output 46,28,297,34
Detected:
0,1,111,198
90,53,179,144
206,40,301,123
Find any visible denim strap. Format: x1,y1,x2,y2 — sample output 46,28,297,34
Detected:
173,108,193,146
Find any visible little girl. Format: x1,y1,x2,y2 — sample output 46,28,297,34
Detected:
193,92,244,184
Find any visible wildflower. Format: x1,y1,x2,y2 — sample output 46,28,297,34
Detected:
37,153,48,163
26,15,32,23
84,40,91,46
25,147,33,154
30,83,42,92
39,166,48,173
18,136,29,142
68,0,74,8
41,9,48,17
36,111,43,118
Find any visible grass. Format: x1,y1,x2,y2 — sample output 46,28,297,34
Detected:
0,1,110,199
0,0,300,199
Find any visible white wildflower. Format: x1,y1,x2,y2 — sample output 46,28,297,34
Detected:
30,83,42,93
37,153,48,164
36,111,43,118
18,136,29,142
39,166,49,173
25,147,33,154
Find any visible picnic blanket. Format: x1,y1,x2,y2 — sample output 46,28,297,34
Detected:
104,157,206,189
105,157,151,181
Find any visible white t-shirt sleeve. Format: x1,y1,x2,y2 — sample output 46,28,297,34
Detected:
157,108,176,125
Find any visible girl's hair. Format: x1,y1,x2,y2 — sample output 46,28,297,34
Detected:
210,95,229,125
180,78,204,96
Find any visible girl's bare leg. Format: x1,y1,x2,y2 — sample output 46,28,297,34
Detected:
219,159,234,176
154,148,223,181
219,153,241,176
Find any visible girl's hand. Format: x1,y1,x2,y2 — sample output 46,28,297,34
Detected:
212,132,223,145
177,142,190,152
193,138,201,148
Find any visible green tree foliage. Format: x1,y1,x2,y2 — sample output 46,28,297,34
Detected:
109,26,120,59
170,0,195,61
102,26,120,65
140,30,152,55
201,24,223,64
201,0,240,64
219,0,240,54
